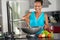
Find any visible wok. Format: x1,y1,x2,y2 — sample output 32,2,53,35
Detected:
21,27,43,34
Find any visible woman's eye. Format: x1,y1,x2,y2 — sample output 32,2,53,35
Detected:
35,6,41,7
38,6,41,7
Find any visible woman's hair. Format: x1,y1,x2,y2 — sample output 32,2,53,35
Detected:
34,0,43,5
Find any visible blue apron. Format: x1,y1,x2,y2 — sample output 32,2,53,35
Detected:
29,11,45,35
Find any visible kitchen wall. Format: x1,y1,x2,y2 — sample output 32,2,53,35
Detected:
42,0,60,11
56,0,60,11
42,0,57,12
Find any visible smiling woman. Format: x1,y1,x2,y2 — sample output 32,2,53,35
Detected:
6,0,54,39
22,0,50,36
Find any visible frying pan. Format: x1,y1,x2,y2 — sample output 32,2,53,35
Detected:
21,27,43,34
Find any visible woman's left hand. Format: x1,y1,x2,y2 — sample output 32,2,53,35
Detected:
44,24,51,33
44,24,49,30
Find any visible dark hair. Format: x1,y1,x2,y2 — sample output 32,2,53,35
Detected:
34,0,43,5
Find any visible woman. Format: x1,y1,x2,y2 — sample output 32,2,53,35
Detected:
22,0,50,37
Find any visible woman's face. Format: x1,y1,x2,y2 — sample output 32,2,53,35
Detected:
34,2,42,13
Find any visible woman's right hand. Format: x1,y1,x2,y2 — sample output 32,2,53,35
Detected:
21,16,26,20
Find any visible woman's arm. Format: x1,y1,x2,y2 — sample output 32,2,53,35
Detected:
22,12,31,25
44,14,49,29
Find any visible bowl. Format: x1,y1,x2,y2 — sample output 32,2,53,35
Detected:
21,27,42,34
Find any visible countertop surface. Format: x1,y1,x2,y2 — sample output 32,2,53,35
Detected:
8,38,60,40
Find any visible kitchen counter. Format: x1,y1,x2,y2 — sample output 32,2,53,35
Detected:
0,35,59,40
0,38,60,40
11,38,59,40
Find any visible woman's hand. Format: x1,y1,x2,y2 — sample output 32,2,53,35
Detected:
44,24,51,33
44,24,47,30
44,24,49,30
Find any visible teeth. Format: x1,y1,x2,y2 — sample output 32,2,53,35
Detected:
36,9,40,10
